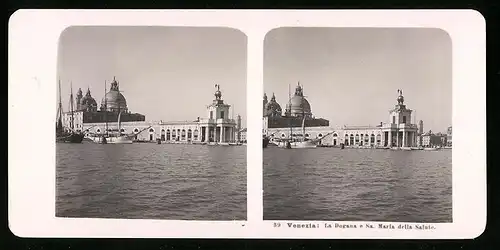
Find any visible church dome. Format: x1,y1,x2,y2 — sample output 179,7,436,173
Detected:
80,88,98,111
101,77,128,112
264,93,282,117
289,83,312,117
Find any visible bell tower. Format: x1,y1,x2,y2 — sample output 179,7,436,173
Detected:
76,88,83,110
263,93,268,116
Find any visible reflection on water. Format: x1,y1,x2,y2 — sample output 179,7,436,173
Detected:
263,147,452,222
56,143,247,220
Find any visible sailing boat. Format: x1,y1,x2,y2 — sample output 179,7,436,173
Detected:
86,78,149,144
103,111,134,144
272,82,318,149
56,80,84,143
276,116,318,149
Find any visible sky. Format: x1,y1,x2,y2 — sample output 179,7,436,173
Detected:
264,27,452,133
57,26,247,125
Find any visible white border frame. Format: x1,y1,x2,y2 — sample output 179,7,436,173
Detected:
8,9,486,239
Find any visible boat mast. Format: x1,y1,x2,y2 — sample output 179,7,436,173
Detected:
57,79,64,132
70,81,74,131
118,111,122,136
300,82,305,141
288,83,292,140
104,80,108,136
117,83,121,136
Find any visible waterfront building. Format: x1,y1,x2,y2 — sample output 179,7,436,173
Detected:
62,79,240,143
446,126,452,147
239,128,247,143
421,130,447,147
264,87,419,147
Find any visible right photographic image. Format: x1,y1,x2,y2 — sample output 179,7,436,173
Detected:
262,27,452,223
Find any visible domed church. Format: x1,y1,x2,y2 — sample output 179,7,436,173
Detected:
263,82,329,129
100,77,128,113
62,77,146,131
286,83,312,118
76,87,98,112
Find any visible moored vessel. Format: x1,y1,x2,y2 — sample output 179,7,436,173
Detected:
263,135,270,148
56,80,84,143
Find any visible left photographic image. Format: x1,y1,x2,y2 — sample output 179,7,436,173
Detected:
55,26,247,220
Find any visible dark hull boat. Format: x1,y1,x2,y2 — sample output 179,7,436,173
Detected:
263,136,270,148
56,132,85,143
55,80,84,143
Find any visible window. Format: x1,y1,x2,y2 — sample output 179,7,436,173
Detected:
403,116,406,124
210,111,213,119
187,129,192,140
393,116,396,124
149,128,154,133
220,111,225,119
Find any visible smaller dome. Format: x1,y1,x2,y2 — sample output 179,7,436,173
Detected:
79,88,98,111
264,93,282,117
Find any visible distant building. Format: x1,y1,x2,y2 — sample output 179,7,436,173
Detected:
446,126,452,147
421,130,447,147
62,79,240,143
240,128,247,143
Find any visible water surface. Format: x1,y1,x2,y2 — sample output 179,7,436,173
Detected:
263,147,452,222
56,143,247,220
